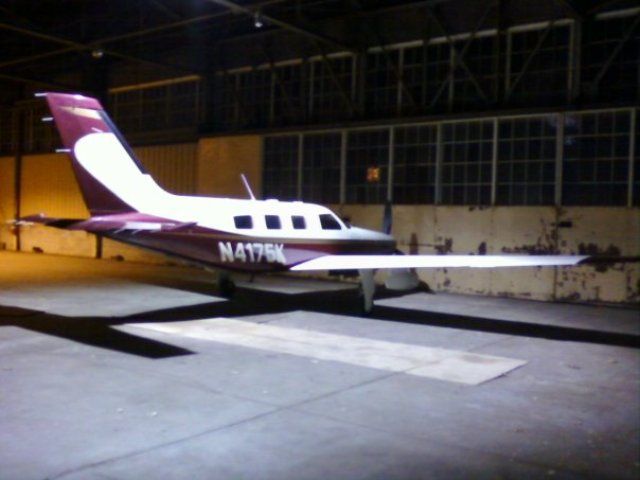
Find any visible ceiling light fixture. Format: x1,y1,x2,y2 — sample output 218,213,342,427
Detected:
254,10,263,28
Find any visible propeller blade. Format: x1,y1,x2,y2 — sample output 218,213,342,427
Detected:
382,200,392,234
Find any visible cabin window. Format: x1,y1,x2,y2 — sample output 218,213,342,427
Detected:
265,215,281,230
292,215,306,229
319,213,342,230
234,215,253,229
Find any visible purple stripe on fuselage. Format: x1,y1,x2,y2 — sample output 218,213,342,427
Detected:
107,229,396,273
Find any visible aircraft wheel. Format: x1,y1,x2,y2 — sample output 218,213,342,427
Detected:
218,276,236,298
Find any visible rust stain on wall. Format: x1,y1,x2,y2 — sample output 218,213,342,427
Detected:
409,233,419,255
500,243,555,254
435,238,453,254
578,243,623,273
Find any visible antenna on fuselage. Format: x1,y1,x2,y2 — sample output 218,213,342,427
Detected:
240,173,256,200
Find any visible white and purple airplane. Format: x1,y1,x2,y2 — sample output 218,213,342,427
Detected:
23,92,620,312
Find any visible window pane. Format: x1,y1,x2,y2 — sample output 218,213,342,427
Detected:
292,216,306,229
265,215,281,229
441,121,492,205
319,214,342,230
234,215,253,229
263,136,299,200
310,55,354,122
496,116,556,205
563,111,630,206
302,133,341,203
393,125,437,203
346,129,389,204
508,25,570,106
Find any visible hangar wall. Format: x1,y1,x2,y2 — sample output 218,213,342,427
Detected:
197,136,262,198
0,156,16,251
332,204,639,304
2,144,199,264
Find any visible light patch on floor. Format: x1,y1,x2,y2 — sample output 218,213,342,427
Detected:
128,318,526,385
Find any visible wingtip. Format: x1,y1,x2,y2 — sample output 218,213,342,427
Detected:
578,256,640,265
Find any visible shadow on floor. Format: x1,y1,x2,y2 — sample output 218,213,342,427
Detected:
1,282,638,359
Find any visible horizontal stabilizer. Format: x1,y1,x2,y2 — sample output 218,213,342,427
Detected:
291,254,592,271
19,214,84,229
21,213,195,233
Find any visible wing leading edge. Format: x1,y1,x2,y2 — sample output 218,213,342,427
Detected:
291,254,590,271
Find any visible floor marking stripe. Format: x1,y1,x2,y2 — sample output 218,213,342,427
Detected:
128,319,526,385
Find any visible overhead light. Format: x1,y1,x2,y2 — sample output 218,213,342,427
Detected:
254,11,263,28
91,48,104,59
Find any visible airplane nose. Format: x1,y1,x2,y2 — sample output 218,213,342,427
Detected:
350,226,395,243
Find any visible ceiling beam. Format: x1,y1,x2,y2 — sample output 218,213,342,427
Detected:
0,21,199,75
204,0,356,52
0,0,448,73
555,0,584,20
0,72,77,90
0,0,293,72
212,0,452,48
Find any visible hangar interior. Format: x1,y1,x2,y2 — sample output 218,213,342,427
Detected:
0,0,638,303
0,2,639,479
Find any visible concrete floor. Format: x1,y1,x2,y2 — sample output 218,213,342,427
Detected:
0,251,638,480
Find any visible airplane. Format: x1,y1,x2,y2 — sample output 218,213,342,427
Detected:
20,92,634,313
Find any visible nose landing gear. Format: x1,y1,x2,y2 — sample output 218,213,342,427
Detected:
358,269,375,315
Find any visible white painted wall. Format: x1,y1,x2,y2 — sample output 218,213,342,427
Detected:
335,205,639,304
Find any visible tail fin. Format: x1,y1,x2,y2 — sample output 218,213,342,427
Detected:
42,92,158,215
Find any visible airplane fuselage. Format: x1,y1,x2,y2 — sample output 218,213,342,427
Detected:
102,198,396,272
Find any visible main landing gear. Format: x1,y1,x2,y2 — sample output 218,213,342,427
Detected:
358,268,426,315
217,272,236,298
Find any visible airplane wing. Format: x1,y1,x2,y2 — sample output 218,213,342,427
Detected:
291,254,591,271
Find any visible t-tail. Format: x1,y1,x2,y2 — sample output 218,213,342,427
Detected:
40,92,155,216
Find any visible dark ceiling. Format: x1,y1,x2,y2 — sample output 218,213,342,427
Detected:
0,0,634,102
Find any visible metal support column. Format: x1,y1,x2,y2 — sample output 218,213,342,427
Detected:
569,19,581,102
491,117,499,205
297,134,304,199
388,127,395,202
397,48,404,114
308,60,315,118
269,68,276,125
340,130,347,204
435,123,443,204
628,109,636,207
554,113,565,206
13,108,23,252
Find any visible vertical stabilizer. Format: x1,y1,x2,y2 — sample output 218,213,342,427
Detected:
43,93,151,215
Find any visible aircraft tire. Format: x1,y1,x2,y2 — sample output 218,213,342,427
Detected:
219,277,236,298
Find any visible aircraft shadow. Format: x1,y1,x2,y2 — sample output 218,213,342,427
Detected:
1,283,637,358
125,285,640,349
0,306,194,359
